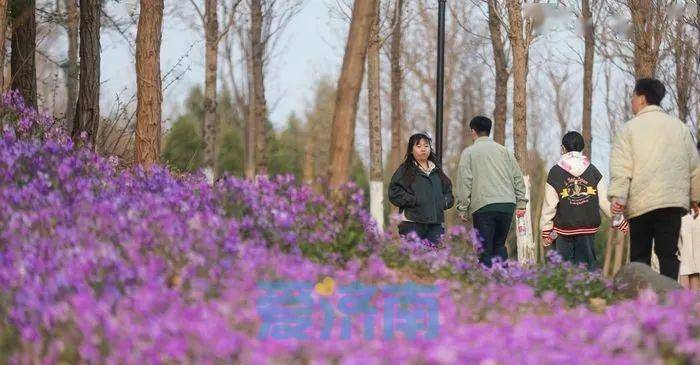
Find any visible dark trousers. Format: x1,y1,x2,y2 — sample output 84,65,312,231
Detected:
555,234,597,269
472,211,513,267
398,221,445,244
628,207,684,279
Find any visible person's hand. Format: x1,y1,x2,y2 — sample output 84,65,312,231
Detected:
611,199,626,215
617,219,629,234
541,230,553,247
692,202,699,219
515,209,526,218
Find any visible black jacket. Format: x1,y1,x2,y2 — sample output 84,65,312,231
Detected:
547,164,602,234
388,162,454,224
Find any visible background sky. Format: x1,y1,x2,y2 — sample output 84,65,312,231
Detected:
99,0,344,131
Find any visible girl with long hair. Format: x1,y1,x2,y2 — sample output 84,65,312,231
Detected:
388,133,454,243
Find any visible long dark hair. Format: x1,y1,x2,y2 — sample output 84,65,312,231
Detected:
400,133,451,187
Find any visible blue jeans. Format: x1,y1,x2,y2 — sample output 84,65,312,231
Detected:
472,211,513,267
555,234,596,269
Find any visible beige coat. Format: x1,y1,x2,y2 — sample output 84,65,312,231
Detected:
608,105,700,218
679,214,700,275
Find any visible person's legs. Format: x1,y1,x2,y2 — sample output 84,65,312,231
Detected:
424,224,445,244
680,275,691,289
629,212,655,266
492,212,513,263
555,235,575,263
652,208,683,280
573,234,597,270
398,221,418,237
690,274,700,292
473,212,498,267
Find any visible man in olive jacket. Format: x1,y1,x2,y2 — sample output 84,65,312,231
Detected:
609,78,700,279
456,116,528,267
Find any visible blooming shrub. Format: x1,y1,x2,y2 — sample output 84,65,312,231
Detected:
1,90,699,364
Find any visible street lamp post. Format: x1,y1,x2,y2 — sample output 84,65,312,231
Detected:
435,0,446,166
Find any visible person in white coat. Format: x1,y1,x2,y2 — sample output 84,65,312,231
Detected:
608,78,700,280
679,141,700,290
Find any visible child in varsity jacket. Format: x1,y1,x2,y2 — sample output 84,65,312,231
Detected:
540,132,628,269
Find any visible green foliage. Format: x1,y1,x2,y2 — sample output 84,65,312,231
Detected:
527,265,619,307
217,124,244,177
162,81,370,193
268,113,304,179
162,116,204,173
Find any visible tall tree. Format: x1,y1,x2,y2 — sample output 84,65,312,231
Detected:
505,0,537,263
187,0,241,180
203,0,219,180
627,0,669,78
581,0,594,157
327,0,378,188
0,0,8,89
243,29,256,178
72,0,101,147
388,0,404,172
671,14,693,123
233,0,300,178
10,0,37,107
134,0,164,165
505,0,534,167
367,0,383,230
63,0,79,129
486,0,508,145
249,0,268,175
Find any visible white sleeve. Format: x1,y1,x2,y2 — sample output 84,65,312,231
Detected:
540,182,559,232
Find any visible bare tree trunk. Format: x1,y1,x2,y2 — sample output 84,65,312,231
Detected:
64,0,79,130
328,0,378,188
243,45,255,179
506,0,536,264
505,0,528,168
72,0,101,147
203,0,219,180
368,0,383,230
673,20,692,123
629,0,665,79
0,0,8,90
487,0,507,145
10,0,37,107
459,78,474,151
250,0,268,174
581,0,594,157
388,0,404,172
134,0,163,165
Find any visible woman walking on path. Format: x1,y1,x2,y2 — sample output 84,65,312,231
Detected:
388,133,454,244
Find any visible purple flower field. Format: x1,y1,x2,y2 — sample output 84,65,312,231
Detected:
1,90,699,364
